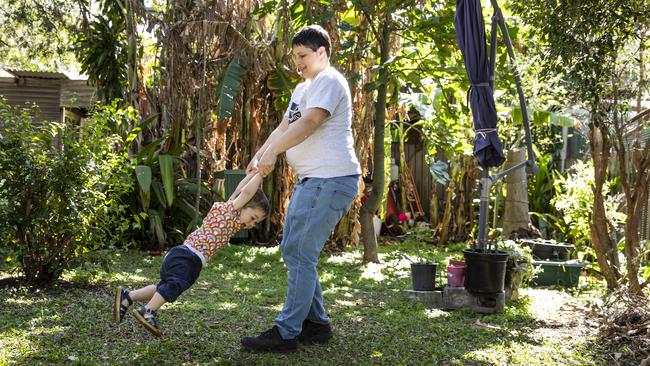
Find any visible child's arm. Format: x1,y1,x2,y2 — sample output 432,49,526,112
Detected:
228,173,256,201
231,173,263,211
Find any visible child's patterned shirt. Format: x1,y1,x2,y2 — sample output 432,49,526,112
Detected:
184,201,241,265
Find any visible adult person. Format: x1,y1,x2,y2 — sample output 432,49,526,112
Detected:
241,24,361,354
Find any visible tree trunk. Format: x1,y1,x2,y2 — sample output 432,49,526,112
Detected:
360,211,378,262
624,194,646,295
360,14,392,263
589,124,620,289
502,148,540,239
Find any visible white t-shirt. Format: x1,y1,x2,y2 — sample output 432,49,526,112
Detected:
284,66,361,179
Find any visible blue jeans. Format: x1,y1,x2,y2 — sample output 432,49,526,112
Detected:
275,175,359,339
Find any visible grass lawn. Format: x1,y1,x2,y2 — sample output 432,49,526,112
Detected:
0,241,615,365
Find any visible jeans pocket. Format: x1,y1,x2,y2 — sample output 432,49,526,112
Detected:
329,189,356,211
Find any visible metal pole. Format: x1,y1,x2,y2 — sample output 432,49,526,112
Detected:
477,168,491,251
489,0,537,173
489,159,530,182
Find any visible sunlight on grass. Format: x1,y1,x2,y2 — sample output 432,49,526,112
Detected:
214,302,238,310
255,246,280,255
334,299,357,307
96,270,151,284
1,330,35,365
325,251,361,264
4,297,41,306
524,288,571,322
424,308,448,319
223,270,263,280
360,261,386,282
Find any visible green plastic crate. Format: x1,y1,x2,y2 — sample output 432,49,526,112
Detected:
531,260,586,287
224,169,248,241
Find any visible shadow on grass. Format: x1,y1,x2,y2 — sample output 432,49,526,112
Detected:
0,243,605,365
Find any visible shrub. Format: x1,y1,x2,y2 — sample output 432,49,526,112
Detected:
550,159,625,259
0,100,132,284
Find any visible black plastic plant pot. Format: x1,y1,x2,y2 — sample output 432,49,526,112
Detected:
411,262,437,291
463,249,509,295
519,239,574,260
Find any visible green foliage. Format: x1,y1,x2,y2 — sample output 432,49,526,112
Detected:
74,1,128,102
158,155,175,208
400,224,436,263
89,103,216,249
0,100,132,284
428,158,450,185
499,239,539,286
509,0,648,112
550,160,626,258
215,59,247,120
0,0,81,70
135,165,152,210
528,150,560,233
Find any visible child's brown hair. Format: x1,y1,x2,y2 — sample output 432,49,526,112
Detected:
243,189,271,218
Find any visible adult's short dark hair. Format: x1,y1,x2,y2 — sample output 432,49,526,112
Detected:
292,25,331,57
243,189,271,217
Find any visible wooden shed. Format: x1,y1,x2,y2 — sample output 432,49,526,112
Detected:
0,68,96,122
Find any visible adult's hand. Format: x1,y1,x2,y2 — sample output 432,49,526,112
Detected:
246,156,259,175
258,148,277,177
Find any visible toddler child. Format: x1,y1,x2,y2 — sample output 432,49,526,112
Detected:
113,173,269,336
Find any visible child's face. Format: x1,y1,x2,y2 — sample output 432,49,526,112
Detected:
292,44,326,79
239,207,265,229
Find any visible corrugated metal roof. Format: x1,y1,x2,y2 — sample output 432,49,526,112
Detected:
5,69,69,80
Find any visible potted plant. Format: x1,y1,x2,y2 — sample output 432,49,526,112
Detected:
401,224,438,291
463,246,509,295
499,240,538,300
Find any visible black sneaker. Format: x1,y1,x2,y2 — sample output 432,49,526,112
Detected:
241,326,298,354
297,319,333,344
132,306,162,337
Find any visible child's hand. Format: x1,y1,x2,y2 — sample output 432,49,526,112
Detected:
246,157,259,175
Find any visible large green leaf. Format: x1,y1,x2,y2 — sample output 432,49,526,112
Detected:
134,134,168,165
266,66,298,91
556,116,576,127
428,159,450,185
125,114,158,146
148,209,166,246
151,181,166,208
158,155,175,208
215,59,247,120
532,109,551,126
135,165,152,210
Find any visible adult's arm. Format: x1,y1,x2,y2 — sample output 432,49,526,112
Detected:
257,107,329,177
246,117,289,174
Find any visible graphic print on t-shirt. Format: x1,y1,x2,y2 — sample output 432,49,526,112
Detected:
288,102,301,124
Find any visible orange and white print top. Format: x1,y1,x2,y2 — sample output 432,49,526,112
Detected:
184,201,241,266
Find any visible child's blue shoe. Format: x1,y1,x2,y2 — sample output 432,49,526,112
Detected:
132,306,162,337
113,287,132,323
